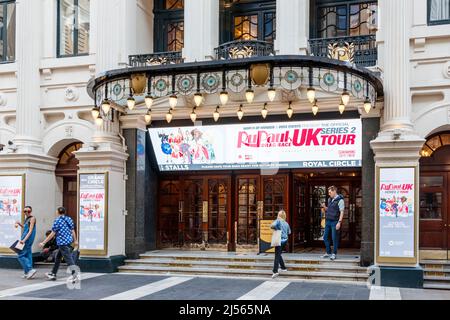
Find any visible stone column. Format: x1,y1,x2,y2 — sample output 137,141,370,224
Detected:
0,1,61,269
14,0,43,154
378,0,414,132
370,0,425,288
183,0,219,62
73,0,130,271
275,0,309,55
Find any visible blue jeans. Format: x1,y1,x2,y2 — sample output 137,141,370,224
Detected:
323,220,339,255
17,242,34,274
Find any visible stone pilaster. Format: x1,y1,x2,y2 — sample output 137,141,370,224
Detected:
183,0,219,62
370,0,425,285
275,0,309,55
14,0,43,153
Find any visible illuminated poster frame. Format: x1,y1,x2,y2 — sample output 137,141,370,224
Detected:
0,174,25,254
376,166,418,265
78,172,108,256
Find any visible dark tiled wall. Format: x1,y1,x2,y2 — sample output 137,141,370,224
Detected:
361,117,380,267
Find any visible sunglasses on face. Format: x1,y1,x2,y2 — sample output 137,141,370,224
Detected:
24,210,31,213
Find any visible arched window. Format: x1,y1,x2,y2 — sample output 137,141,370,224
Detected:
220,0,276,44
0,0,15,63
56,142,83,176
154,0,184,52
421,133,450,158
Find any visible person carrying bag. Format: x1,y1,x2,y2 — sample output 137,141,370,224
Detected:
270,210,291,279
39,207,78,282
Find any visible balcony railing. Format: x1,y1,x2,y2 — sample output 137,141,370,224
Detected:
308,35,377,67
215,40,275,60
128,51,184,67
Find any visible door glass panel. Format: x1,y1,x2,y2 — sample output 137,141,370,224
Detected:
420,176,444,188
158,180,180,245
420,192,442,220
183,180,203,243
237,178,257,245
208,179,228,244
311,185,326,241
263,178,285,220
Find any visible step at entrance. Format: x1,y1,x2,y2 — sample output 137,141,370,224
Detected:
119,251,370,283
421,260,450,290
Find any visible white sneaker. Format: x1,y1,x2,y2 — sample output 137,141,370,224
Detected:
272,273,279,279
22,273,27,279
330,254,336,261
26,269,36,279
321,254,331,259
45,272,57,281
280,268,288,272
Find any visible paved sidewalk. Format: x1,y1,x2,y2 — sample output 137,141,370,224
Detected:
1,267,450,300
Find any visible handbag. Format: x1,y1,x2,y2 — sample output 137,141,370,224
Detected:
271,230,282,247
9,240,24,254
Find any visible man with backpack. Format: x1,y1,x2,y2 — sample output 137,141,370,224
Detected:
39,207,78,281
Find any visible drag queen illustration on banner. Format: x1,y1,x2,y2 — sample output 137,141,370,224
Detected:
158,128,216,165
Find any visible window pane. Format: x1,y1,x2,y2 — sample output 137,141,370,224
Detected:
59,0,76,56
0,5,4,61
77,0,90,54
0,2,16,62
167,21,184,51
6,2,15,61
264,12,276,43
429,0,450,22
234,15,258,40
165,0,184,10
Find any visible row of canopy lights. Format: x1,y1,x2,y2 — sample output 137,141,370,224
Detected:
91,84,373,126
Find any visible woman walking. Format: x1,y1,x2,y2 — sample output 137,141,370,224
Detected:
15,206,37,279
271,210,291,279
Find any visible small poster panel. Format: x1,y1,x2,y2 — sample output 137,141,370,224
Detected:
79,173,108,254
259,220,275,254
378,167,416,261
0,175,24,252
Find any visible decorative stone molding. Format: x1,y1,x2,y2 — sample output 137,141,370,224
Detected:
413,38,426,53
42,68,52,80
444,61,450,79
64,87,79,102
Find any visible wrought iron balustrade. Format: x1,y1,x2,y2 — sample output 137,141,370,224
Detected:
128,51,184,67
215,40,275,60
308,35,377,68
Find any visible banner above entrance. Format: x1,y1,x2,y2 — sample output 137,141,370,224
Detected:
149,119,362,171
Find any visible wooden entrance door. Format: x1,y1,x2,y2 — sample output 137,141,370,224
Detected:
207,177,231,248
235,174,289,250
419,173,449,254
420,143,450,259
63,177,78,229
158,179,181,247
157,176,231,249
298,178,362,248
